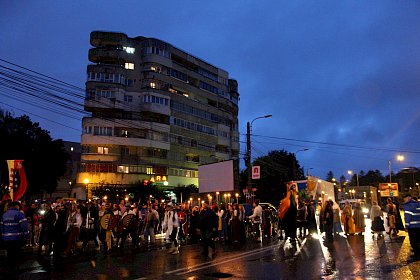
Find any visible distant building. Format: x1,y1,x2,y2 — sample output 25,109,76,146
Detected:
52,141,81,199
76,31,239,199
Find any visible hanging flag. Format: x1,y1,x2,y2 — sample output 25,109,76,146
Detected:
7,160,28,201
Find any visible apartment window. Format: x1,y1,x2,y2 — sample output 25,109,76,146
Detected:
93,126,112,136
124,95,133,102
118,165,129,173
199,81,219,94
169,68,188,82
84,126,92,134
123,46,135,54
98,89,115,98
125,63,135,70
150,82,156,89
98,147,109,154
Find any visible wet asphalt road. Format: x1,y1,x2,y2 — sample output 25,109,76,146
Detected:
1,219,419,280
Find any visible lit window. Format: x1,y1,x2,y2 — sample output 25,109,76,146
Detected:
98,147,109,154
118,165,129,173
123,46,135,54
125,63,135,70
146,167,154,174
150,82,156,89
183,93,189,98
150,66,156,71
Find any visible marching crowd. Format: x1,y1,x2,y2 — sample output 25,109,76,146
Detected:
1,192,420,275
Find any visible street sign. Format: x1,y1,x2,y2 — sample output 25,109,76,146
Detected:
252,166,260,179
379,183,399,197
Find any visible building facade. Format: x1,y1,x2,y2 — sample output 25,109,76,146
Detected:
76,31,239,197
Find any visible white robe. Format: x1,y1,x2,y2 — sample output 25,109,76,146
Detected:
163,210,179,240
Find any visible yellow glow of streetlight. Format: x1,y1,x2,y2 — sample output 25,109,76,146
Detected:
397,155,405,161
103,195,108,200
216,192,219,195
84,178,89,184
235,193,239,198
347,170,353,175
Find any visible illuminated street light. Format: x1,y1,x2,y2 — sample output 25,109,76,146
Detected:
84,178,90,200
347,170,359,188
388,154,405,183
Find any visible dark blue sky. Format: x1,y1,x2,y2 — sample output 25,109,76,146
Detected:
1,1,419,180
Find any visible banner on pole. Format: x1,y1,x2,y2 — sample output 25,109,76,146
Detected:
7,160,27,201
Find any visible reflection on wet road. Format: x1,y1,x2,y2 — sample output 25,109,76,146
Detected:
7,218,420,279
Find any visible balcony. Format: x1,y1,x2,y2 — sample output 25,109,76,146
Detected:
89,48,128,65
90,31,128,47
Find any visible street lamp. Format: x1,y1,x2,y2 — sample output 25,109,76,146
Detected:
347,170,359,188
246,114,272,200
84,178,89,200
388,154,405,183
235,193,239,204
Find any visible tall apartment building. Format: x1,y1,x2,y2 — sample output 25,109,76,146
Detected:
76,31,239,197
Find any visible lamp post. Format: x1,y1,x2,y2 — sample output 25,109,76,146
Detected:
306,167,313,177
388,154,405,183
347,170,359,188
246,115,272,201
84,178,89,200
235,193,239,204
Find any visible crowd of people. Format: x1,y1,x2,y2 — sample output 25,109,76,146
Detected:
1,192,419,275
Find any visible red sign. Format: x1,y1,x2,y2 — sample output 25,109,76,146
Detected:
379,183,399,197
252,166,260,179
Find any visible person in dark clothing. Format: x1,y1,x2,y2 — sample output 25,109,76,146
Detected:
189,206,200,243
82,202,99,249
53,199,67,258
199,201,218,261
323,201,334,242
306,201,318,234
296,201,307,237
38,203,56,256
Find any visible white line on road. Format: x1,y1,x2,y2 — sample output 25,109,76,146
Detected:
164,244,278,275
294,238,307,256
165,241,287,276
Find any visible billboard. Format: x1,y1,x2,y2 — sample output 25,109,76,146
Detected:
379,183,399,197
198,160,234,193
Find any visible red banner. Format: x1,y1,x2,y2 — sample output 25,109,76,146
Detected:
7,160,28,201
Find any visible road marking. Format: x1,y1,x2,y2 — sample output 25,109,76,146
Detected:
165,241,287,276
164,244,278,275
294,238,307,256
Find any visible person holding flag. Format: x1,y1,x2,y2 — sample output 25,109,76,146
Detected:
279,182,299,242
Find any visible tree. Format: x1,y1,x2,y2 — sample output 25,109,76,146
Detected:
240,149,304,205
326,171,335,182
0,111,68,198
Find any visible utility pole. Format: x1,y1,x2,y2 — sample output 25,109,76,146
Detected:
245,115,272,204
